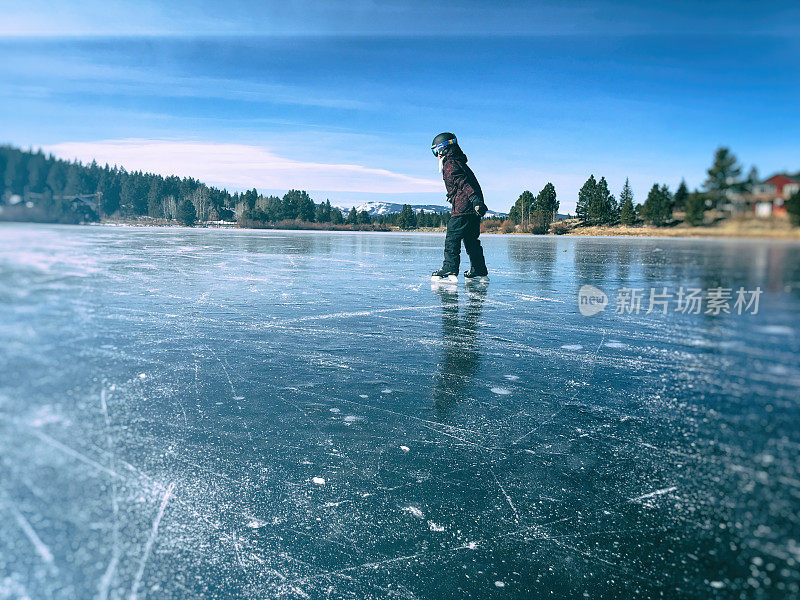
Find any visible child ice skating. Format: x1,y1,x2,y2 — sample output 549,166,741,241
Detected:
430,132,489,283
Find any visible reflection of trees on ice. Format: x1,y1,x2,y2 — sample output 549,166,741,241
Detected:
431,284,487,418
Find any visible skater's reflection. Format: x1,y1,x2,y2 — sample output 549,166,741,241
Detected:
431,283,487,418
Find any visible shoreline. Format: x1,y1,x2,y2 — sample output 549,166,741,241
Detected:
4,218,800,241
557,222,800,240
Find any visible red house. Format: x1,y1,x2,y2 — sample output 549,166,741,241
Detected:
751,173,800,216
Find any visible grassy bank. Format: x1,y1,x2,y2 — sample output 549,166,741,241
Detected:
559,216,800,240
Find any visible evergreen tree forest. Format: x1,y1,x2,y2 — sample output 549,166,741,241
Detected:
0,145,452,229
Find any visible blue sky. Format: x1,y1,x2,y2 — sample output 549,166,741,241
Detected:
1,1,798,212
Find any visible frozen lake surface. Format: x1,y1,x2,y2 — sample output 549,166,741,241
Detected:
1,223,799,599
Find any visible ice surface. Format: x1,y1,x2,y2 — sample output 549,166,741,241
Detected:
1,224,800,599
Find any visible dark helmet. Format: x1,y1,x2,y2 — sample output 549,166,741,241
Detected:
431,132,457,156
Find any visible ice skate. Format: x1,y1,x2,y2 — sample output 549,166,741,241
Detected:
431,268,458,283
464,267,489,284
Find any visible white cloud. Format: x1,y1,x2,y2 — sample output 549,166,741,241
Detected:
44,139,443,195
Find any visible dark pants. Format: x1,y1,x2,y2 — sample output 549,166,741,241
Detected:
442,215,487,274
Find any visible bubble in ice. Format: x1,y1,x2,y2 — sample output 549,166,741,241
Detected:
494,581,506,588
491,387,511,395
247,519,267,529
138,373,147,379
428,521,444,532
400,445,410,453
312,477,325,485
404,506,424,519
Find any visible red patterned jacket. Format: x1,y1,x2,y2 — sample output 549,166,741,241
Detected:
441,147,484,217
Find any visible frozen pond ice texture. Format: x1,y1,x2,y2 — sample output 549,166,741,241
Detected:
1,223,799,599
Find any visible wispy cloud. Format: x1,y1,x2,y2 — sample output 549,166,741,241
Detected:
44,139,443,194
1,55,368,110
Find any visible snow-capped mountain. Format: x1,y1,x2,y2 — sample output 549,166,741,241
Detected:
333,201,506,219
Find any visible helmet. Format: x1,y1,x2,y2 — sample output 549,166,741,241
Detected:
431,132,457,156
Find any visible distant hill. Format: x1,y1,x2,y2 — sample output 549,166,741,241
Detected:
334,200,507,219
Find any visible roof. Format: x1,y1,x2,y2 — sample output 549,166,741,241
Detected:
762,173,800,185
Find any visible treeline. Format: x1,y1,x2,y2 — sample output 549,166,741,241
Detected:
572,173,704,228
572,147,800,228
0,145,454,229
0,145,237,224
240,193,450,229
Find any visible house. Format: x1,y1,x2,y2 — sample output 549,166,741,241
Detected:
750,173,800,217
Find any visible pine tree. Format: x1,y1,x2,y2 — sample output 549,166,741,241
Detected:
132,174,148,215
147,178,162,217
321,200,333,222
119,174,136,215
357,210,371,225
642,184,672,226
508,190,534,225
346,207,358,224
588,176,614,225
619,179,635,225
95,169,120,216
397,204,417,229
314,201,327,223
177,198,196,226
281,189,314,221
3,148,28,194
609,194,619,223
576,175,596,223
45,160,67,197
673,179,689,211
662,184,674,221
684,191,706,226
243,188,258,212
330,207,345,224
25,151,48,194
64,163,87,196
703,147,742,208
745,166,760,192
298,191,315,221
535,183,558,223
